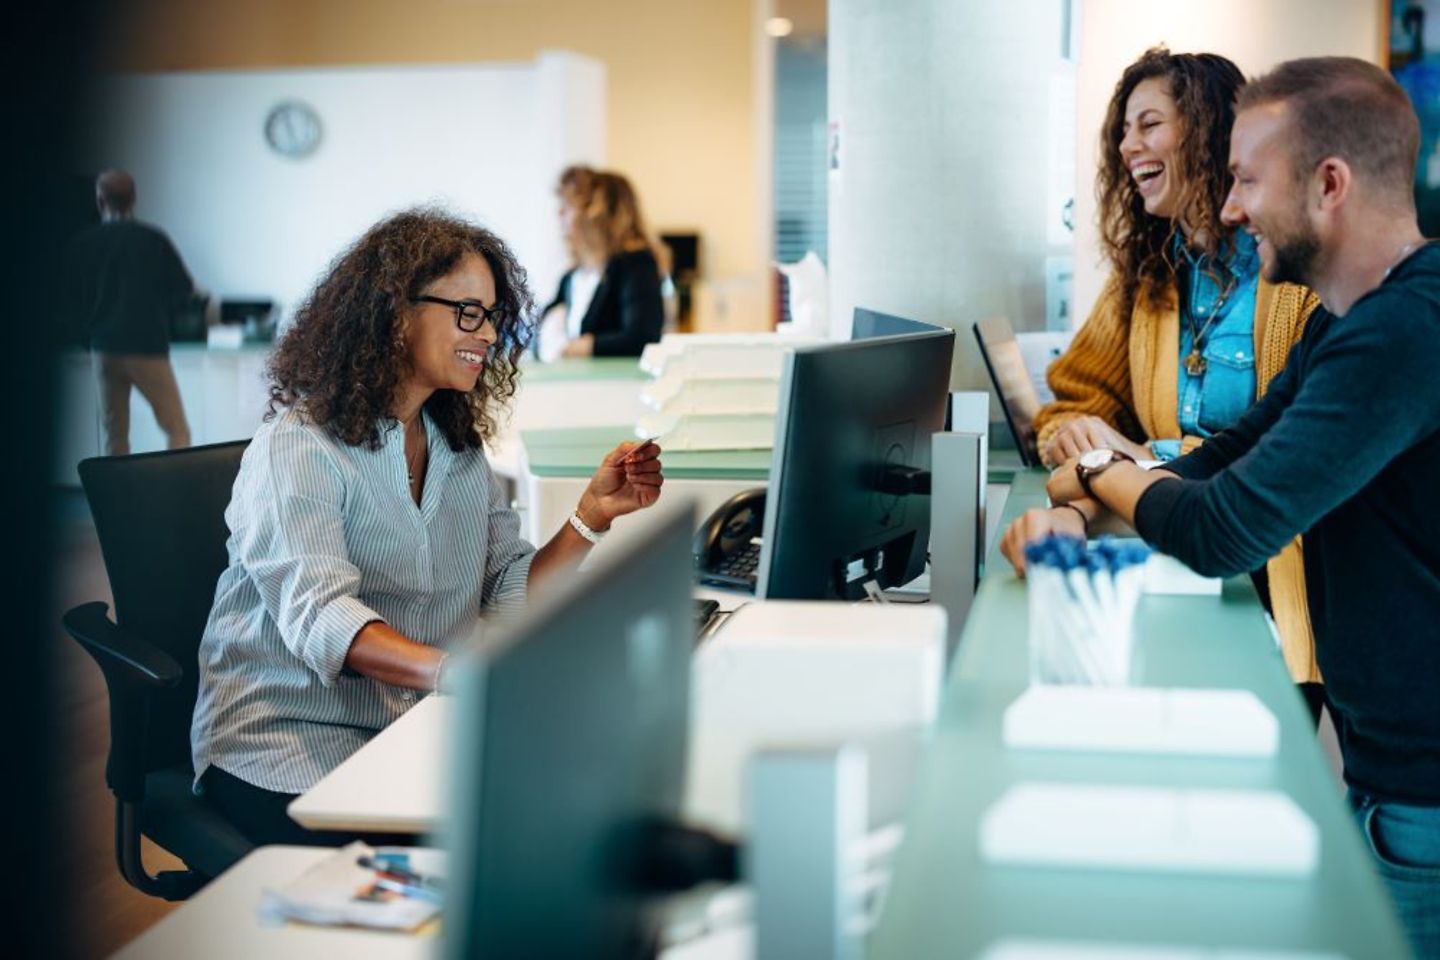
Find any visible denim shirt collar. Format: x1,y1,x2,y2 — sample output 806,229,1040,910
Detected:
1174,230,1259,286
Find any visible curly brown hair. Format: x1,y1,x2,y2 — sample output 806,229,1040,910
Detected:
266,208,535,451
1097,47,1246,312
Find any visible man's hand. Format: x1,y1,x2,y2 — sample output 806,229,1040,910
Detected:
999,506,1087,577
1043,415,1150,467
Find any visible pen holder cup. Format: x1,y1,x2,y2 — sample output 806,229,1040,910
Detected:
1023,536,1150,686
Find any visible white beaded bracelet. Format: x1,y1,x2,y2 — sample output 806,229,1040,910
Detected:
568,511,606,544
432,651,450,695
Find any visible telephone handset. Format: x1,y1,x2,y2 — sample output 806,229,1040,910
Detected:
693,487,767,591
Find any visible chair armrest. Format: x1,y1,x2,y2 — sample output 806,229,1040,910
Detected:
62,601,182,688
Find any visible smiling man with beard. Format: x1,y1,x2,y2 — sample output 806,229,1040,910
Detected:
1000,57,1440,957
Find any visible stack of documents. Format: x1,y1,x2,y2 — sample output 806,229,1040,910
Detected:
979,783,1319,876
1002,686,1279,757
259,841,444,931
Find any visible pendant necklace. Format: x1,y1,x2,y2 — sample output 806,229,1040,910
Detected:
1181,268,1236,378
404,415,425,486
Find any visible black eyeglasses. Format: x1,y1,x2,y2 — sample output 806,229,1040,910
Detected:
412,295,509,333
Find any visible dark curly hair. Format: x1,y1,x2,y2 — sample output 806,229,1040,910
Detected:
266,208,535,452
1097,47,1246,313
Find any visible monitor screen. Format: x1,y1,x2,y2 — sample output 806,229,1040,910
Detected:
756,329,955,601
851,306,944,340
444,505,696,960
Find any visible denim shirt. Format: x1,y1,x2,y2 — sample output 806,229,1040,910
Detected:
1150,232,1260,461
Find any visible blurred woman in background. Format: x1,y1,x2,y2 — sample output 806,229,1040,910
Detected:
539,166,665,358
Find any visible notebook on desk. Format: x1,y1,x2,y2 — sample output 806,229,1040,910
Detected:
973,317,1049,468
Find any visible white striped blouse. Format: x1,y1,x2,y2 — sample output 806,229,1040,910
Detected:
190,406,534,794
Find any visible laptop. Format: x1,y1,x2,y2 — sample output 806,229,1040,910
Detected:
972,316,1047,468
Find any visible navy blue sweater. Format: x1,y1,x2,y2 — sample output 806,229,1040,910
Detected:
1135,243,1440,804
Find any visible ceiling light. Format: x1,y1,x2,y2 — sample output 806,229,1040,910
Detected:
765,17,794,38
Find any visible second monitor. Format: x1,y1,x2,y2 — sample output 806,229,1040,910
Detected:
755,326,956,600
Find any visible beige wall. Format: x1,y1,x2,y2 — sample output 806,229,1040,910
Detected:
108,0,767,284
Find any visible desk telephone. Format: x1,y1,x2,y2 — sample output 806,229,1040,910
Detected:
693,488,767,591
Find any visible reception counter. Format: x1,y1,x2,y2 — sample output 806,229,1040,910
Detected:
868,470,1408,958
54,344,273,485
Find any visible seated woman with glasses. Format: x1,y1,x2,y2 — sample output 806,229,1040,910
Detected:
190,208,664,846
536,165,666,359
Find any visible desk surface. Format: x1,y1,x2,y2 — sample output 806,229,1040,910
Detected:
111,846,433,960
517,355,648,383
288,692,444,835
867,470,1408,957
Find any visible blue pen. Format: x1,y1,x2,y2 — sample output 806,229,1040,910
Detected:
357,854,444,890
374,876,443,905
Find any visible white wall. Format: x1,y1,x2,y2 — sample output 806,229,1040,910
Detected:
84,52,605,323
828,0,1070,391
1072,1,1385,321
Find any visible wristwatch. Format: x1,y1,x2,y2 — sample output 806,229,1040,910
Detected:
1074,448,1135,498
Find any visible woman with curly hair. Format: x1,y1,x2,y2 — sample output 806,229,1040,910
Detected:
1029,48,1324,716
190,209,664,845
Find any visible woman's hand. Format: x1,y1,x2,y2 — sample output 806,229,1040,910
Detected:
576,439,664,530
561,333,596,358
999,506,1087,577
1045,459,1085,505
1043,415,1150,466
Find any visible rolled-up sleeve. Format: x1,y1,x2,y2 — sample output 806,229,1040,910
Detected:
238,427,384,685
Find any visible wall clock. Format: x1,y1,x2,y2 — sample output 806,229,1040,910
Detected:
264,100,322,159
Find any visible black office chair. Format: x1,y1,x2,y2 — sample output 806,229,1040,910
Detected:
62,441,254,900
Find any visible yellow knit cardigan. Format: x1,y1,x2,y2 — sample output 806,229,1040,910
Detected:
1034,273,1322,683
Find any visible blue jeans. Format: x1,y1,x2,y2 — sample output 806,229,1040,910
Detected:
1350,791,1440,959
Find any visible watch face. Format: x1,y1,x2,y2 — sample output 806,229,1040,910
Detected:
1078,448,1114,470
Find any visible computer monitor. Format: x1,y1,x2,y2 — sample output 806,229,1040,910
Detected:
851,306,944,340
444,504,697,959
972,316,1043,467
756,328,956,600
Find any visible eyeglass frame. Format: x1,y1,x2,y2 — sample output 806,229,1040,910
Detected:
411,294,509,333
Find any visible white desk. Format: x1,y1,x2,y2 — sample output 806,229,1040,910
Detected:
114,844,750,960
111,846,434,960
287,691,445,834
290,603,945,837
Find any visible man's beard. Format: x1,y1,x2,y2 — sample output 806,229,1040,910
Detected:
1265,216,1322,287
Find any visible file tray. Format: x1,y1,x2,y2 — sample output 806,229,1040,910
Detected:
639,333,824,377
641,373,780,415
1003,686,1279,758
636,411,776,451
979,783,1319,876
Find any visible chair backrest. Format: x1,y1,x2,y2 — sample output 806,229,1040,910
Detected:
79,440,249,774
